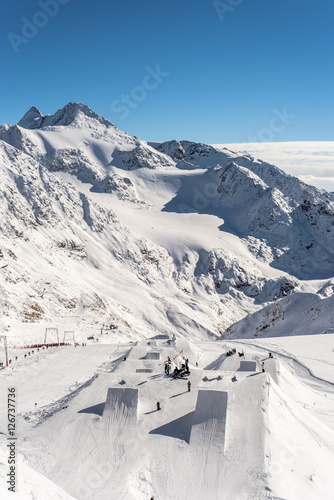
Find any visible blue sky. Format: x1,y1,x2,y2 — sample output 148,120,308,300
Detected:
1,0,333,143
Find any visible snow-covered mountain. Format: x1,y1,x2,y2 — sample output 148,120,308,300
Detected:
215,140,334,191
223,287,334,340
0,103,333,342
1,104,334,500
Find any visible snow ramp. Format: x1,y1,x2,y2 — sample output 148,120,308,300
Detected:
145,351,160,360
183,379,270,499
182,390,228,499
238,360,257,371
190,390,228,450
103,388,138,427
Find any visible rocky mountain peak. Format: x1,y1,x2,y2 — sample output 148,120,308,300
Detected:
17,102,115,130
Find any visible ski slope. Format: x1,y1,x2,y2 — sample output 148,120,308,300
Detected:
1,334,334,499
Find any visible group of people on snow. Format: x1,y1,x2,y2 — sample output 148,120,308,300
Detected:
164,355,190,379
163,354,192,382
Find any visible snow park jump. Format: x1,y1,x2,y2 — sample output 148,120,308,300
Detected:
238,360,257,371
190,390,228,450
103,388,138,427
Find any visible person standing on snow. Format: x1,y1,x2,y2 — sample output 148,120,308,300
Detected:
187,380,191,392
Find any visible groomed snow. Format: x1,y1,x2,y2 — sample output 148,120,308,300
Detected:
1,334,334,499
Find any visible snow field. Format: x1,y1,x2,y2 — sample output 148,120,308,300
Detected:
1,334,333,499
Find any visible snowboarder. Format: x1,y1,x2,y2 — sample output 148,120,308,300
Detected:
187,380,191,392
262,362,265,372
157,402,161,411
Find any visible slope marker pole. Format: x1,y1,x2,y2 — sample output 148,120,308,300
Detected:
0,335,9,367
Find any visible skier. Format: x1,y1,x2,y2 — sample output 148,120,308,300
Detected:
164,363,168,374
157,402,161,411
262,362,265,373
166,364,170,375
187,380,191,392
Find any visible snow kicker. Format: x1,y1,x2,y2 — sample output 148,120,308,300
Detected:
190,390,228,450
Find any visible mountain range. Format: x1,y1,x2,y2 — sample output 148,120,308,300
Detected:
1,102,333,342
